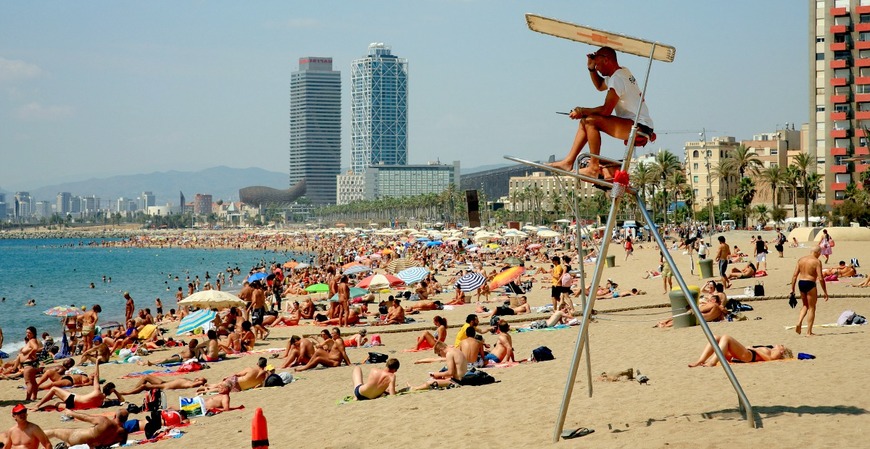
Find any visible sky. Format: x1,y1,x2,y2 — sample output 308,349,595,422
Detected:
0,1,808,193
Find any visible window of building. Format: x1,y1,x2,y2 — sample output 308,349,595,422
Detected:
770,148,778,155
817,105,825,112
692,150,699,158
693,175,699,183
816,52,825,61
836,173,851,184
693,163,699,170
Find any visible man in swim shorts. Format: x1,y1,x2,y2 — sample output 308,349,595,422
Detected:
44,409,128,448
410,342,469,390
715,236,731,288
791,246,828,336
351,358,399,400
35,361,123,411
198,357,267,394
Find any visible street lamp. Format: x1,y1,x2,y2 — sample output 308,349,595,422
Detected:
701,128,714,243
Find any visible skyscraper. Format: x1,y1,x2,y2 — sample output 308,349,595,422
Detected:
351,43,408,174
289,57,342,205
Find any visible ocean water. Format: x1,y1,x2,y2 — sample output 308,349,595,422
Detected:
0,238,309,354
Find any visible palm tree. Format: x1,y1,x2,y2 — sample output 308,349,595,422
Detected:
785,165,801,218
737,177,756,227
757,165,786,207
805,172,824,215
711,158,739,217
755,204,769,227
791,152,814,226
726,145,763,179
631,161,657,209
652,150,681,226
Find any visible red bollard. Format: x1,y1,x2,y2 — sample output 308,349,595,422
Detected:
251,407,269,448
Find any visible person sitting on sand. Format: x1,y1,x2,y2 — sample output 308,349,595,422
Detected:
727,262,756,280
730,245,746,262
196,330,226,363
414,316,447,351
199,357,268,393
315,307,362,326
545,302,576,327
688,334,793,367
404,300,444,313
220,320,256,354
343,329,368,348
483,320,514,364
458,327,486,368
409,342,468,390
294,328,353,372
790,237,800,248
381,298,406,325
44,409,128,449
657,283,728,328
351,358,399,401
35,361,122,411
280,335,315,369
271,306,302,327
299,298,315,320
118,375,208,395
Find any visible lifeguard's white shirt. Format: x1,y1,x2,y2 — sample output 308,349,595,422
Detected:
605,67,653,129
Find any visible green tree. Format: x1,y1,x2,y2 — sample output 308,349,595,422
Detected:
726,145,763,178
757,165,786,207
791,152,814,226
652,150,681,226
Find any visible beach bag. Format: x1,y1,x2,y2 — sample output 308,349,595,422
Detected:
143,388,165,412
531,346,554,362
838,310,857,326
460,369,496,386
264,373,284,387
367,352,389,364
179,396,206,417
560,272,573,287
144,409,162,439
753,282,764,297
829,239,835,247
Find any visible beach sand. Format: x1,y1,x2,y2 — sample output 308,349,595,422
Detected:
4,230,868,448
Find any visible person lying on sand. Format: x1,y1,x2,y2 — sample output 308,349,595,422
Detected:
404,300,443,313
688,334,792,367
198,357,268,393
35,362,122,411
823,261,856,278
727,262,756,280
343,329,368,348
34,358,76,390
118,375,208,395
351,359,399,401
139,338,200,366
480,296,531,318
44,409,128,448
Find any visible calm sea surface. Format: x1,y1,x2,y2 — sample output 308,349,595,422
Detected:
0,238,309,353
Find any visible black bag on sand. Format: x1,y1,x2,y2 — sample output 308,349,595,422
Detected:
532,346,554,362
458,369,496,386
367,352,389,364
754,282,765,297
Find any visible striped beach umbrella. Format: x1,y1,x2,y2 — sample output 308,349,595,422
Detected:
43,306,85,317
176,309,217,335
343,264,371,276
384,258,420,274
456,272,487,292
357,274,405,290
396,267,430,285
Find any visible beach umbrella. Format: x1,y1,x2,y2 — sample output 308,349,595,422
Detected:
100,321,122,329
328,287,369,302
489,266,525,290
527,243,543,250
247,272,268,283
384,258,420,274
176,309,217,335
342,261,363,270
357,273,405,290
178,290,246,310
343,264,371,276
537,230,561,238
396,267,430,285
456,272,487,292
555,219,573,224
283,260,298,269
503,256,523,266
305,283,330,293
294,263,310,270
43,306,84,317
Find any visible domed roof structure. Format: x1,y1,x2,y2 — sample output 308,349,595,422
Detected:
239,180,307,207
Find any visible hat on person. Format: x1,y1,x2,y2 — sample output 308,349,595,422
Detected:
12,404,26,414
265,364,275,371
93,336,103,343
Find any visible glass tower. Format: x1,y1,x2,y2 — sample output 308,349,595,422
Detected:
289,57,342,205
351,43,408,174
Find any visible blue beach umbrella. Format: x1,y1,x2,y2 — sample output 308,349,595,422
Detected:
426,240,443,247
456,272,487,292
396,267,430,285
247,272,268,283
176,309,217,336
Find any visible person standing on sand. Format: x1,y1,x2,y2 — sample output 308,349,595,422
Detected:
80,305,101,352
550,256,564,309
337,275,350,327
714,236,731,289
124,292,134,324
791,246,829,336
4,404,51,449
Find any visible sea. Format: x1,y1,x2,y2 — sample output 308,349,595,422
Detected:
0,238,310,355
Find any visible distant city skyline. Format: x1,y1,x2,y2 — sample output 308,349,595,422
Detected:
0,2,808,192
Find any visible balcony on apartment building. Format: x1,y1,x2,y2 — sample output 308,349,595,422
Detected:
831,75,851,86
831,164,850,174
859,5,870,14
832,110,853,120
857,56,870,67
832,57,852,68
857,110,870,120
831,182,849,192
857,163,870,174
856,75,870,85
856,146,870,155
857,39,870,50
832,91,853,103
831,6,848,16
831,146,850,156
832,23,850,34
831,128,851,138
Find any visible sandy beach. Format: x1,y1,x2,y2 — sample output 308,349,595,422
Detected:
2,229,868,448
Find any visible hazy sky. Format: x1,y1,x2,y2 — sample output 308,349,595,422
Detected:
0,1,808,192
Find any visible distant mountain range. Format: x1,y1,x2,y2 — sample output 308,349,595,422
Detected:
2,163,504,206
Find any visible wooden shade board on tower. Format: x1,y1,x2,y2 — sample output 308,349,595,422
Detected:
525,13,676,63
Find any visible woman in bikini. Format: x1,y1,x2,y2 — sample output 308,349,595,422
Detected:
414,316,447,350
688,334,792,367
20,326,43,401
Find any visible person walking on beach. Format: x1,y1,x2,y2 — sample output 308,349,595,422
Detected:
548,46,654,178
754,235,768,272
771,228,787,258
791,246,829,336
124,292,134,324
819,229,834,264
714,236,731,289
337,275,350,327
550,256,564,309
5,404,51,449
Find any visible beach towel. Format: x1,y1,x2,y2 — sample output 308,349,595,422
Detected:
754,271,767,277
